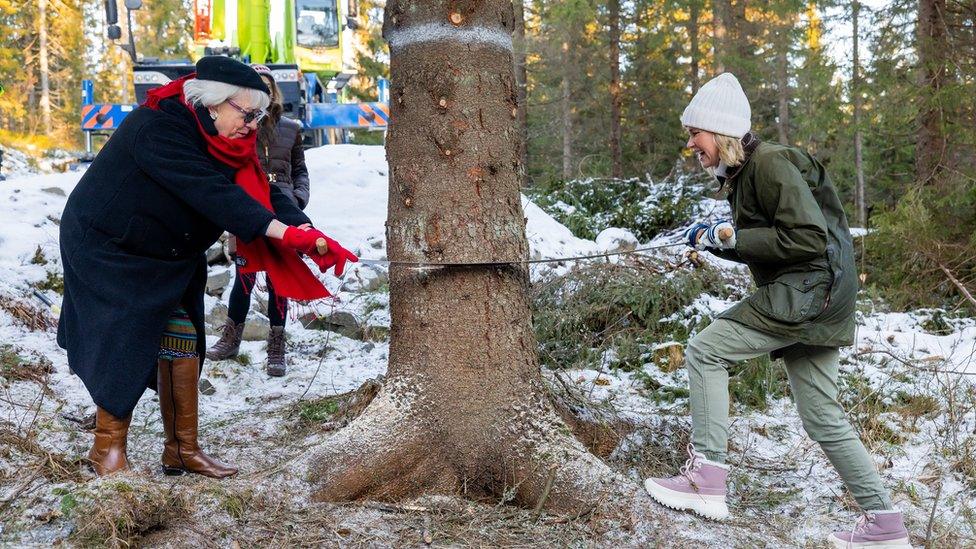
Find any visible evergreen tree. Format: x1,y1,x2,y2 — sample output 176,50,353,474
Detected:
134,0,192,60
347,0,389,103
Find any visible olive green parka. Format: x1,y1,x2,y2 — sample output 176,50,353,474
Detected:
712,137,858,350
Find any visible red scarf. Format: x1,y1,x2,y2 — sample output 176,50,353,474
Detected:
144,74,329,301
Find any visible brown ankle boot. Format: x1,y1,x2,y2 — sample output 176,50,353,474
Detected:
205,318,244,361
266,326,287,377
157,357,238,478
88,406,131,476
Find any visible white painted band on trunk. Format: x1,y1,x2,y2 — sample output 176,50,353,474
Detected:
386,23,514,52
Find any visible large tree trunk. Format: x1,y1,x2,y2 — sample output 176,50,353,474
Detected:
38,0,52,136
915,0,948,186
608,0,622,179
852,1,866,228
305,0,628,514
513,0,529,183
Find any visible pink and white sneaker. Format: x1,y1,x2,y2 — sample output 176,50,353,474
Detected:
830,511,912,548
643,444,730,520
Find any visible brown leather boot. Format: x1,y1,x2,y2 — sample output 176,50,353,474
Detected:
205,318,244,361
266,326,287,377
157,357,238,478
88,406,131,476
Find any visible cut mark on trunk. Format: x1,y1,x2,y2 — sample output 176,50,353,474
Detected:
386,23,514,53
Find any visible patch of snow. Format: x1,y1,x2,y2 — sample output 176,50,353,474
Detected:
595,227,639,252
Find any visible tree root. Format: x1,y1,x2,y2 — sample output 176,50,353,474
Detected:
317,377,384,432
306,376,640,513
306,382,456,502
546,372,635,459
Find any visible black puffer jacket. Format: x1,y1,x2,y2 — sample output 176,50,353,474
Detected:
259,116,310,209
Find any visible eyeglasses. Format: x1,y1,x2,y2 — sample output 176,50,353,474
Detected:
226,99,267,125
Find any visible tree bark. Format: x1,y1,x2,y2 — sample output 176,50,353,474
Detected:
306,0,627,514
711,0,727,74
38,0,52,136
852,1,866,228
729,0,749,74
689,0,701,93
609,0,623,179
916,0,949,186
775,28,790,145
513,0,529,183
561,40,574,180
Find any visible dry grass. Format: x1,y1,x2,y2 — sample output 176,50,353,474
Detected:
0,294,57,332
0,426,84,484
0,344,54,386
606,417,692,482
70,478,193,549
191,492,601,548
283,377,384,436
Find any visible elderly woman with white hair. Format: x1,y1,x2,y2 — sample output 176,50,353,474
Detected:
57,56,356,479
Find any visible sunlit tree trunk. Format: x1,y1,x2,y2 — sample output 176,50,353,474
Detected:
39,0,52,136
689,0,702,93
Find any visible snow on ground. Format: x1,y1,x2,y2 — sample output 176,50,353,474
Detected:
0,144,84,179
0,146,42,179
0,144,974,546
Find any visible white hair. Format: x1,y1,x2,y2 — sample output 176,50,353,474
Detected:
182,79,270,110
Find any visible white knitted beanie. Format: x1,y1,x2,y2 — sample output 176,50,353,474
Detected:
680,73,751,138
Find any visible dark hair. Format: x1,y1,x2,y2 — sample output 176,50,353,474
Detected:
257,75,284,152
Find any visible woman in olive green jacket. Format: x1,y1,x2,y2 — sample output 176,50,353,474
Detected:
643,74,910,549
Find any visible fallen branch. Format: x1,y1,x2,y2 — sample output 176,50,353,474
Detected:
533,465,558,518
925,477,944,548
938,262,976,310
854,349,976,376
362,502,430,513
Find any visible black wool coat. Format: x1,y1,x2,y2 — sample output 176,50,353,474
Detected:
57,97,311,419
259,116,310,209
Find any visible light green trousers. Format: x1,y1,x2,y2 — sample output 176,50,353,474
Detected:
685,318,893,511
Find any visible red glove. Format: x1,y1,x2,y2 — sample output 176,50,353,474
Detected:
308,253,337,274
282,226,328,255
316,236,358,277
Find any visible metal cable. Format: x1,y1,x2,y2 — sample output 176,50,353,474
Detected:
357,239,689,270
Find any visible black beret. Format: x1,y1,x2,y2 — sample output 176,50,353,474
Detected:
195,56,270,95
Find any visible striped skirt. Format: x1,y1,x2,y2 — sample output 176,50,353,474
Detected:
158,307,197,360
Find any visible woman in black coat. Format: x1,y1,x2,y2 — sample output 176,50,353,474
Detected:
208,64,312,377
57,56,357,478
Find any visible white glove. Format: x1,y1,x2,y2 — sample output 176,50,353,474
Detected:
699,221,736,250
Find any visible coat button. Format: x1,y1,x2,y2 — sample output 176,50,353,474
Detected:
170,248,179,257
